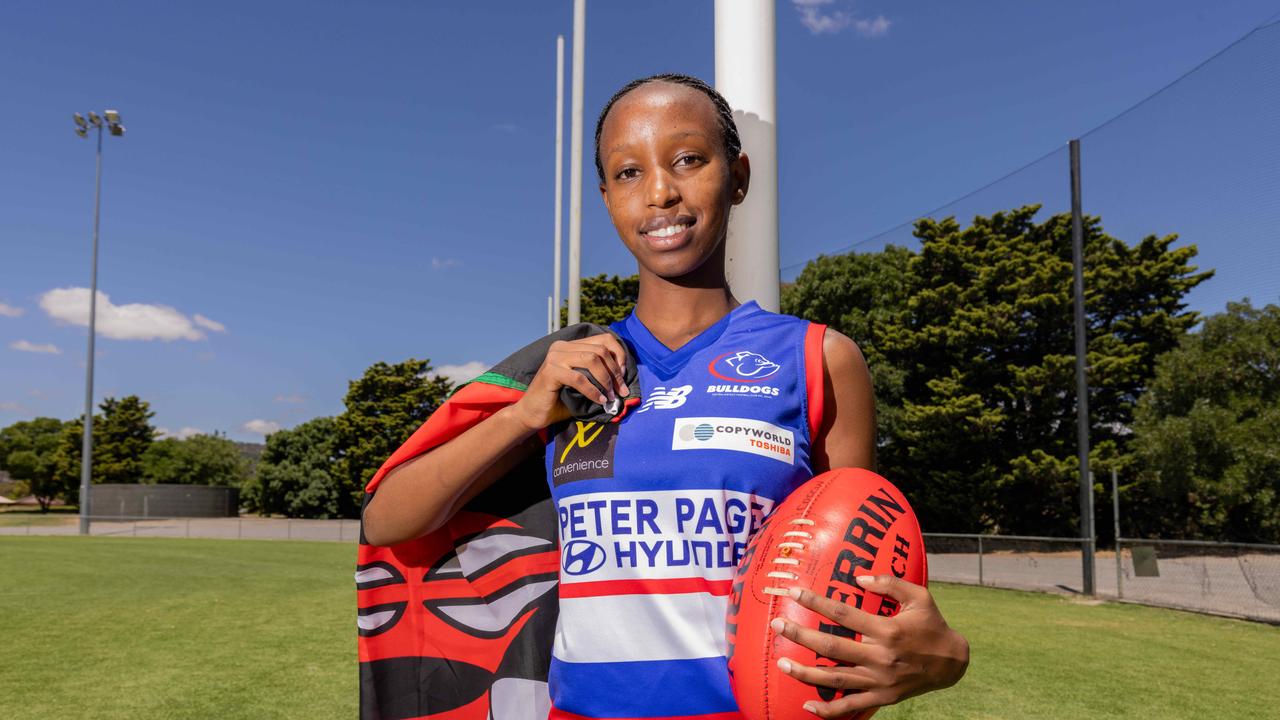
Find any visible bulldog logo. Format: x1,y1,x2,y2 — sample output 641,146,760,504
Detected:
709,351,782,382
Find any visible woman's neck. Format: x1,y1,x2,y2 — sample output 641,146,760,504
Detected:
633,275,738,352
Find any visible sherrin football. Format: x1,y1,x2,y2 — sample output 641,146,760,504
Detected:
726,468,928,720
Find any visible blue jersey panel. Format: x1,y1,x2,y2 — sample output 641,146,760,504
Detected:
544,300,819,720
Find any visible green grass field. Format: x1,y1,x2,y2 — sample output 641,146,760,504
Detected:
1,537,1276,719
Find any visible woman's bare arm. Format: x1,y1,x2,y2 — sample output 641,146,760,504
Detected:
362,405,543,546
810,328,877,473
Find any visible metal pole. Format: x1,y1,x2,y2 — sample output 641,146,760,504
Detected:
79,124,103,536
715,0,779,312
566,0,585,326
1070,139,1095,596
554,34,565,331
977,535,984,586
1112,468,1123,599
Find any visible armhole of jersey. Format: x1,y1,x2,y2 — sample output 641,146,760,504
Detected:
804,322,827,441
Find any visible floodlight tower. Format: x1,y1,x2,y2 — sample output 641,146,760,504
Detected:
72,109,125,536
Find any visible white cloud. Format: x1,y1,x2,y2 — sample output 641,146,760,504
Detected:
38,287,225,341
274,394,307,404
242,419,282,435
157,426,204,440
791,0,889,37
0,401,23,412
10,340,61,354
431,257,460,271
431,360,488,386
193,314,226,333
0,302,23,318
854,14,890,37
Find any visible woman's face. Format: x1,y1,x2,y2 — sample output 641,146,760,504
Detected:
597,82,749,281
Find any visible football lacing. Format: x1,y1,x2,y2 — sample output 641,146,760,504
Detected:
762,518,813,596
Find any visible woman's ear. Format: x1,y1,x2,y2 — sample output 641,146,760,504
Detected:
731,152,751,205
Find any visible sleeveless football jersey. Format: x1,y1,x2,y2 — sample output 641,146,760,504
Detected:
544,300,827,720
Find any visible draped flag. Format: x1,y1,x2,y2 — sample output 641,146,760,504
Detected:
357,324,640,720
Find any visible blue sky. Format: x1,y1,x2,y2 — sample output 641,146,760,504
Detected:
2,0,1278,441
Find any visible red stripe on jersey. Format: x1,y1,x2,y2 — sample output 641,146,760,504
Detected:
558,577,733,598
804,322,827,440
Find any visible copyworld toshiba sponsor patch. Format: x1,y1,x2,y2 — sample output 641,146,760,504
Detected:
671,417,794,465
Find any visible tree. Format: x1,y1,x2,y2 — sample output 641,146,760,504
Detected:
94,396,156,484
252,417,341,518
142,433,250,487
331,360,455,517
50,395,158,502
560,273,639,327
782,206,1211,535
0,417,72,510
1131,301,1280,542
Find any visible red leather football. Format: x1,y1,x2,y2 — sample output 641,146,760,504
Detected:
726,468,928,720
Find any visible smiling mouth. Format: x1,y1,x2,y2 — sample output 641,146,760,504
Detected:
639,216,697,250
642,223,689,238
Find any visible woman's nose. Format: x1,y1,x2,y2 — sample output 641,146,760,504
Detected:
646,169,680,208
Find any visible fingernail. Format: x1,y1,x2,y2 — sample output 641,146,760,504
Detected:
777,658,792,673
803,703,818,715
770,618,785,633
598,394,609,405
620,384,630,396
788,587,802,600
854,575,871,588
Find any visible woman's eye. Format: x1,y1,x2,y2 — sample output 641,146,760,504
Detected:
676,154,705,167
616,167,639,180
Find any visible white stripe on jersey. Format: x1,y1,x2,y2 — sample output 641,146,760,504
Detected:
554,593,730,663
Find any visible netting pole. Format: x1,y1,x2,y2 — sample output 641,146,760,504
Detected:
1112,468,1123,599
977,536,984,586
1070,138,1096,596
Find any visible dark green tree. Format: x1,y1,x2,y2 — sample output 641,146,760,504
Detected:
560,273,639,327
50,395,158,501
1131,301,1280,542
782,206,1211,535
142,433,250,487
332,359,454,517
93,396,156,484
252,417,341,518
0,418,68,508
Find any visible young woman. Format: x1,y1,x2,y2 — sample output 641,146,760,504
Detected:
364,74,968,719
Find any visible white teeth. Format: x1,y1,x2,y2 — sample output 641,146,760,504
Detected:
645,224,687,238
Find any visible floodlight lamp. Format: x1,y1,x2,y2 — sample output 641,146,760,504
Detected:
104,110,120,123
76,127,88,138
109,124,125,137
88,112,102,126
74,113,87,128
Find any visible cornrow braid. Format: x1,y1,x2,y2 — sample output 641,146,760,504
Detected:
593,73,742,183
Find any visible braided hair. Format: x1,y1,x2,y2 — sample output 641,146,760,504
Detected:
594,73,742,183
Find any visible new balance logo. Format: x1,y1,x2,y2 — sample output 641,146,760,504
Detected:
637,385,693,412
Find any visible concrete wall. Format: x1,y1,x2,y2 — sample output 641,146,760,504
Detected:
91,484,239,518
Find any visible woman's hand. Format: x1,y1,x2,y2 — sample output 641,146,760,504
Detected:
511,334,632,431
770,575,969,718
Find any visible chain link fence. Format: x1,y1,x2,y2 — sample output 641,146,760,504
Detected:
5,513,1278,622
0,514,360,543
925,532,1280,623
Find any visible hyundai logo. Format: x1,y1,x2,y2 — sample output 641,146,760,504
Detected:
562,540,607,576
